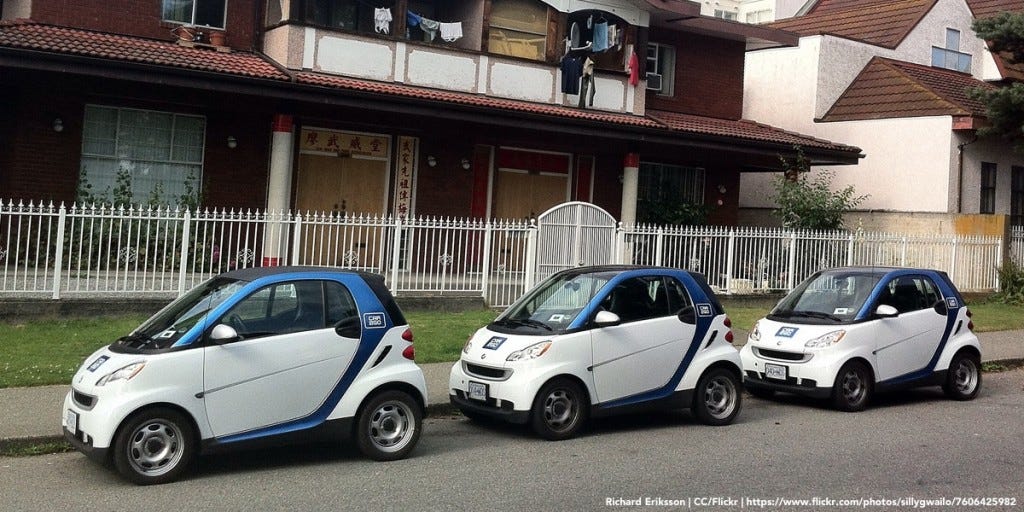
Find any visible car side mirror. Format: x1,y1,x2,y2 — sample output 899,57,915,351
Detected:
875,304,899,318
594,310,621,327
932,300,948,315
334,317,361,339
678,306,697,325
210,324,240,344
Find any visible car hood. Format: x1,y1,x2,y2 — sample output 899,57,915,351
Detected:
70,345,148,392
461,327,553,368
748,317,849,353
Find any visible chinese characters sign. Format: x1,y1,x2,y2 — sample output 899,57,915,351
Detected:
393,136,417,218
300,128,389,158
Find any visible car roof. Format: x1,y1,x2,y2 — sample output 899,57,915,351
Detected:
819,266,943,276
219,265,382,282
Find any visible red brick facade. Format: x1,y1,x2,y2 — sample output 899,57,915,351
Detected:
645,28,745,120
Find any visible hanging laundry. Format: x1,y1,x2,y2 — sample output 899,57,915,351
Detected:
440,22,463,42
560,55,583,94
569,21,580,49
419,17,440,42
578,57,596,108
592,20,608,52
628,49,639,86
406,11,422,28
374,8,392,34
608,24,618,50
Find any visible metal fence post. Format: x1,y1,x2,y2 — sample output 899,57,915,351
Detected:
480,222,493,302
725,229,736,294
950,237,958,285
615,223,625,264
390,217,403,293
846,232,854,266
995,237,1003,292
177,209,191,296
654,227,664,267
291,213,303,266
900,236,907,266
787,232,797,291
51,204,67,299
524,221,538,290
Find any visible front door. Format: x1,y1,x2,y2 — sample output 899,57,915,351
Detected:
296,154,387,216
203,279,360,437
873,275,947,381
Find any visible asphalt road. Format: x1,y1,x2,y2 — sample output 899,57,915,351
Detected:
2,369,1023,512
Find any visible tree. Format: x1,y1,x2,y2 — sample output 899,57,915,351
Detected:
971,12,1024,150
771,148,867,230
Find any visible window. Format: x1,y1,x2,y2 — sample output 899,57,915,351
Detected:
980,162,997,214
162,0,226,28
488,0,549,61
645,43,675,95
713,9,737,20
221,281,329,339
326,281,361,337
637,163,705,219
304,0,397,32
602,276,665,323
878,276,938,314
80,105,204,205
1012,166,1024,225
931,28,971,73
745,9,772,24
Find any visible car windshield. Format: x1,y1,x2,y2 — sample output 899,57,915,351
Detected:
768,271,881,324
114,277,247,350
491,271,614,334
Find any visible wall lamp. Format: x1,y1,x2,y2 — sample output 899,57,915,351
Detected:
461,158,471,170
52,118,64,133
427,155,437,167
227,135,237,149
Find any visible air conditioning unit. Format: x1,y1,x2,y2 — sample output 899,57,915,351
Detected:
646,72,663,92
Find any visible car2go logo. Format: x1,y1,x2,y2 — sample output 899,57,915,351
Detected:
484,337,507,350
696,304,713,317
363,312,386,329
775,327,799,338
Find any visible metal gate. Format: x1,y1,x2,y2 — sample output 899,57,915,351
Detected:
532,202,618,284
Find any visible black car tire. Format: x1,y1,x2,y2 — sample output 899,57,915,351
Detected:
943,351,982,400
356,390,422,461
693,367,742,426
831,361,872,412
112,407,195,485
530,378,587,440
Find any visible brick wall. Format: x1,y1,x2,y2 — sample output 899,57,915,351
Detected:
2,86,82,203
645,29,745,120
27,0,257,49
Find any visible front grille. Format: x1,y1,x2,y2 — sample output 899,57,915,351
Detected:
754,348,810,362
464,362,511,381
73,390,96,409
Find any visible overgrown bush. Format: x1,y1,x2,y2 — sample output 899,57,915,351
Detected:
993,260,1024,305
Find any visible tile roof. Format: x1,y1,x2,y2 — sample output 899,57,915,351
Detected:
0,19,290,80
820,57,998,121
770,0,936,49
966,0,1024,18
645,110,861,152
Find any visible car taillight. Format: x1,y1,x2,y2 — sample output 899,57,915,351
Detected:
965,309,974,331
725,330,734,343
723,317,732,328
402,328,415,360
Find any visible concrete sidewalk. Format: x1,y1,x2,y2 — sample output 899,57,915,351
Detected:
2,331,1021,446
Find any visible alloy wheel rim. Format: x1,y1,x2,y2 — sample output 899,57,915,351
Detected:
841,369,865,404
543,389,577,431
369,401,414,452
127,420,184,476
953,359,978,394
704,376,737,419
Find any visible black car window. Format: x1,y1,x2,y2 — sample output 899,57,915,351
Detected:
880,276,931,314
220,280,327,339
326,281,359,325
663,276,693,315
605,276,664,323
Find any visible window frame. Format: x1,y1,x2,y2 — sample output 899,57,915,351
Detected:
487,0,551,62
931,27,971,73
980,161,997,215
1012,166,1024,225
162,0,228,29
645,42,676,96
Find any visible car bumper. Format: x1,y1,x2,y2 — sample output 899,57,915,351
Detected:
740,344,839,399
63,425,109,464
448,361,539,423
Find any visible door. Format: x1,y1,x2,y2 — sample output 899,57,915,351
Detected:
590,276,696,403
873,276,947,381
296,154,387,215
203,279,361,437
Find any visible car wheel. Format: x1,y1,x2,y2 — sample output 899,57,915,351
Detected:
746,386,775,400
530,378,587,440
356,390,422,461
831,361,872,412
693,368,742,426
943,351,982,401
112,408,195,485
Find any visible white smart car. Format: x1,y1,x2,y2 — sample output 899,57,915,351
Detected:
741,267,981,411
63,267,427,484
450,265,743,440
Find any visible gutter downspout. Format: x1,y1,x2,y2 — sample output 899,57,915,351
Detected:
957,133,979,213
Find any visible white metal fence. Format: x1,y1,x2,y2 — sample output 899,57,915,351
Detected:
0,201,1005,307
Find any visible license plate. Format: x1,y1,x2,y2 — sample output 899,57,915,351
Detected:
468,381,488,401
66,409,78,435
764,363,788,380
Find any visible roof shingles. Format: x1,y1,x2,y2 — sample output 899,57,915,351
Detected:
771,0,936,49
821,57,997,121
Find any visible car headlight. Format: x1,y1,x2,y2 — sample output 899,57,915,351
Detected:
463,336,473,354
96,362,146,386
506,341,552,362
804,330,846,348
749,321,761,342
